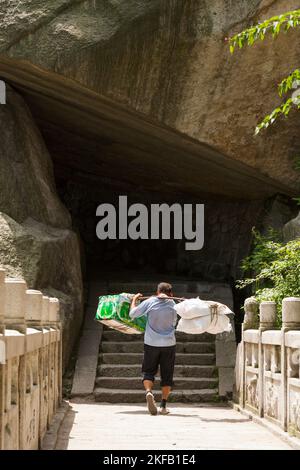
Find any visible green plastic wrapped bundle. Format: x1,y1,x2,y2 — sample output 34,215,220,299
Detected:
95,293,146,334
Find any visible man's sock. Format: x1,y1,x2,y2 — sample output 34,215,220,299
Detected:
160,399,167,408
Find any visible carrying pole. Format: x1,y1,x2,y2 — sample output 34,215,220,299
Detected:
139,296,185,302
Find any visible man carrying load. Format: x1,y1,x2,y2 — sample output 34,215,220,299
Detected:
129,282,177,416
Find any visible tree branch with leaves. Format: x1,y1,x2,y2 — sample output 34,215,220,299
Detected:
231,10,300,312
229,9,300,134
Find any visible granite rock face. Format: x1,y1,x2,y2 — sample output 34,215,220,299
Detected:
0,87,83,367
0,86,70,228
0,0,300,191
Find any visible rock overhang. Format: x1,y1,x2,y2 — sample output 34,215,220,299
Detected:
1,1,300,197
0,58,296,201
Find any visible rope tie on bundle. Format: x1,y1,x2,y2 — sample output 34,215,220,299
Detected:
210,303,218,328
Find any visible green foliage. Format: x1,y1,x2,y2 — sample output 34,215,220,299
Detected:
229,10,300,53
254,98,297,134
237,229,300,320
229,9,300,133
278,68,300,96
239,228,281,275
294,197,300,205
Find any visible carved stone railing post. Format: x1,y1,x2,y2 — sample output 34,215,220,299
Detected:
259,301,277,330
39,296,50,442
25,290,43,328
281,297,300,431
49,298,62,406
282,297,300,330
244,297,259,330
258,301,277,418
41,295,50,326
0,269,5,335
3,278,27,449
4,278,27,333
47,295,61,442
240,297,259,407
0,269,5,450
19,290,44,449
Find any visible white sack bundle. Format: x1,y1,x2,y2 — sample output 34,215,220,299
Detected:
175,298,210,319
176,314,232,335
176,315,212,334
175,298,233,335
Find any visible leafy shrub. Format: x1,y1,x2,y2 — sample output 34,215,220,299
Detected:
236,228,300,322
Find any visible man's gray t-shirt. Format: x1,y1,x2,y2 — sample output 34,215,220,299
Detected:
129,296,177,347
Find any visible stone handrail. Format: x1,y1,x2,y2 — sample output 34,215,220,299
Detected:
235,297,300,439
0,268,62,449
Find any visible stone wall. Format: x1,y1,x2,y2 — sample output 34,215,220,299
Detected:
0,269,62,450
59,181,296,284
235,297,300,439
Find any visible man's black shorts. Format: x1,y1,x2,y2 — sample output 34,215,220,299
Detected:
142,343,176,387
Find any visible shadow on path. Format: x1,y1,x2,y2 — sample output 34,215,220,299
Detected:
116,409,249,422
55,407,77,450
198,417,250,423
116,409,199,418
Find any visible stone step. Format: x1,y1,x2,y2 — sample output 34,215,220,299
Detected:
94,388,218,403
101,341,215,354
101,330,215,343
95,376,218,390
97,364,217,378
99,352,215,365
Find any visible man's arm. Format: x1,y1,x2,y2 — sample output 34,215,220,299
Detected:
129,293,147,319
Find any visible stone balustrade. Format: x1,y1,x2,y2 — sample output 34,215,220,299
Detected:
0,268,62,449
235,296,300,439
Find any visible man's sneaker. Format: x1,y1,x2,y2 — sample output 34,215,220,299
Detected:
159,407,170,415
146,392,157,415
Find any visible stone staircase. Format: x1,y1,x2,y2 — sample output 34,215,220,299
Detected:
93,280,234,403
94,328,218,403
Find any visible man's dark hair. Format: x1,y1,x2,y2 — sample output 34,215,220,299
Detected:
157,282,173,296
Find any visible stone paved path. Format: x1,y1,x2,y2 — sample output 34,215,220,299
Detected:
55,400,292,450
